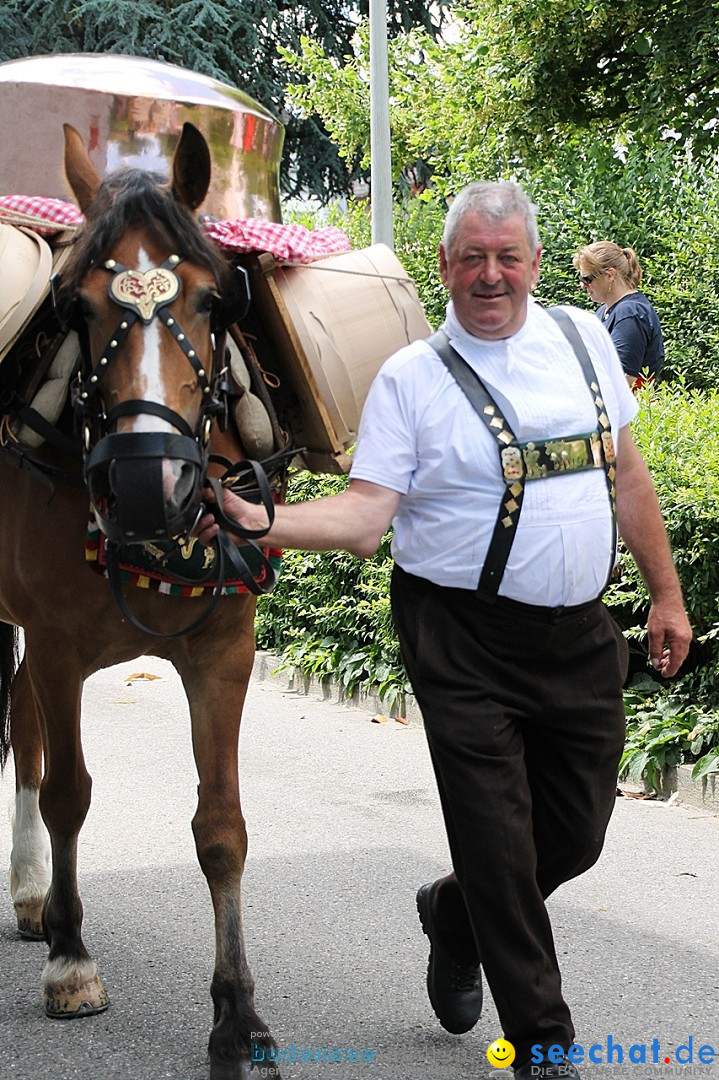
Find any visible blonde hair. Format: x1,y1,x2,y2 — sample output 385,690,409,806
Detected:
573,241,643,288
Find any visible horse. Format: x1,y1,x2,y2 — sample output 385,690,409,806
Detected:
0,122,283,1080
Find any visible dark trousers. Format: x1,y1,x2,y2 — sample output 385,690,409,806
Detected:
391,565,628,1067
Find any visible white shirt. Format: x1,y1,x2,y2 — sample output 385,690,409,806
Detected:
350,299,638,605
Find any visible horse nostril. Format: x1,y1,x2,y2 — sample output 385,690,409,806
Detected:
163,459,197,509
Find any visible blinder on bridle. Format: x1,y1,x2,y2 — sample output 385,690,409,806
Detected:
213,263,251,331
54,253,231,544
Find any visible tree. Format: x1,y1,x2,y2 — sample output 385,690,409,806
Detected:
284,0,719,192
462,0,719,157
0,0,450,200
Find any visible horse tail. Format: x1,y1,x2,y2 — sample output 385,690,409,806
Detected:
0,623,19,770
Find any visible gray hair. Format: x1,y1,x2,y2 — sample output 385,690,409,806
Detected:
442,181,539,254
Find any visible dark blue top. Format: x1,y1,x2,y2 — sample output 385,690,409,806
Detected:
596,291,664,380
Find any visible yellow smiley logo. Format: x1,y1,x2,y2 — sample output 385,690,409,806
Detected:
487,1038,516,1068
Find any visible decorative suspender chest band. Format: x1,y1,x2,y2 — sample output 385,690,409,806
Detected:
426,308,616,602
500,432,604,482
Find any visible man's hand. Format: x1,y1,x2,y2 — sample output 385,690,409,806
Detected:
646,600,692,678
194,487,268,546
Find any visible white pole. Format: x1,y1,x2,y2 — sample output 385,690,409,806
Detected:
369,0,394,249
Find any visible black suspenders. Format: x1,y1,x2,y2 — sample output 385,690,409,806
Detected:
426,308,617,603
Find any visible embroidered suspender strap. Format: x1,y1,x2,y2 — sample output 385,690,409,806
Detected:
427,314,618,602
545,308,617,517
427,330,525,602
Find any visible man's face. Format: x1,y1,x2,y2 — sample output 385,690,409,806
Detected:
439,210,542,340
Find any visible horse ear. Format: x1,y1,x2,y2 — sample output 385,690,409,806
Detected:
172,123,211,211
63,123,101,214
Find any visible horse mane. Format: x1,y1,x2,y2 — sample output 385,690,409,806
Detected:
59,167,229,309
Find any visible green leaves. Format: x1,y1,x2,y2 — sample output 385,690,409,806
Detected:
691,752,719,781
255,465,410,714
454,0,719,159
621,673,719,792
632,34,652,55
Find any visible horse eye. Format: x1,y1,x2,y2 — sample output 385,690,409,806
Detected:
198,290,219,315
77,294,96,323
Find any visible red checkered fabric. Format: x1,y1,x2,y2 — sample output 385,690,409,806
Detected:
202,218,350,262
0,195,83,234
0,194,351,262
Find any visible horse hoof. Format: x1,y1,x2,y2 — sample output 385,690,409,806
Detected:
44,974,110,1018
14,900,45,940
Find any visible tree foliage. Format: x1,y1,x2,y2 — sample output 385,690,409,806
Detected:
285,0,719,190
0,0,449,200
460,0,719,158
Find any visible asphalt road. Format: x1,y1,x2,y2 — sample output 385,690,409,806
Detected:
1,656,718,1080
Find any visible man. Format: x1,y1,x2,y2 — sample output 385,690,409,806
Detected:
197,182,691,1077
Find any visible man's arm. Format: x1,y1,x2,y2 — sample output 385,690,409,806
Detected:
615,426,692,676
195,478,402,559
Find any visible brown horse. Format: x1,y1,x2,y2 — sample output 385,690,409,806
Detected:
0,124,282,1079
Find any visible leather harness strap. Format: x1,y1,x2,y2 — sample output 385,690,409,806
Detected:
426,307,617,602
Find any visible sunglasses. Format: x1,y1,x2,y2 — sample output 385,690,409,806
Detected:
579,273,596,284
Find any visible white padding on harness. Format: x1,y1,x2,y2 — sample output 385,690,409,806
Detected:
12,331,81,448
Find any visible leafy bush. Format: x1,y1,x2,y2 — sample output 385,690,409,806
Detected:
277,163,719,781
601,382,719,788
620,674,719,791
254,470,411,713
606,382,719,638
257,383,719,787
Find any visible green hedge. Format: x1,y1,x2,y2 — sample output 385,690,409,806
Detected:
301,143,719,390
255,470,409,711
605,383,719,785
256,385,719,786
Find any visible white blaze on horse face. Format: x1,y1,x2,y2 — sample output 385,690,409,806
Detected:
116,245,189,501
118,244,170,436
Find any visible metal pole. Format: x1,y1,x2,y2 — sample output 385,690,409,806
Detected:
369,0,394,249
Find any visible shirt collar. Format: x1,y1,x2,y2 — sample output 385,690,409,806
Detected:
442,299,549,373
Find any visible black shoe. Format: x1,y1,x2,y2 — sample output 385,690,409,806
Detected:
514,1058,581,1079
416,882,482,1034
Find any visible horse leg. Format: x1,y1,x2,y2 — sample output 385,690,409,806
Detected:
9,657,51,939
176,630,280,1080
25,644,109,1018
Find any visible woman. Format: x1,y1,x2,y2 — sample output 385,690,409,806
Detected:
573,242,664,388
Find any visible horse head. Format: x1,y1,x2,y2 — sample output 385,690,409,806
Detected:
59,122,234,544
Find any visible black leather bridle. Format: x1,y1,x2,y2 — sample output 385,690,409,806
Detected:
63,252,282,637
74,253,222,543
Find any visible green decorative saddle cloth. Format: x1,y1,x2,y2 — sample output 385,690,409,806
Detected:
85,517,282,596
